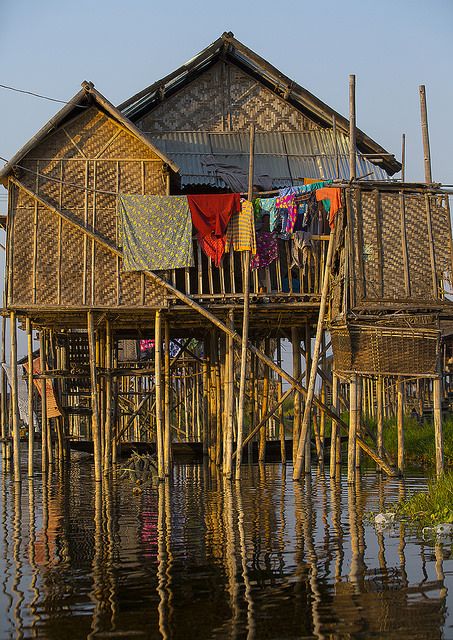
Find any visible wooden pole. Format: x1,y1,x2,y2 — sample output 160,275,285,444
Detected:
401,133,406,183
355,376,362,469
304,322,312,474
0,307,7,460
164,319,171,476
291,328,301,466
293,231,335,480
103,319,112,473
349,74,357,180
419,85,433,183
329,372,339,478
87,311,102,483
39,331,48,472
236,123,255,480
259,338,270,463
347,374,358,484
155,310,164,479
433,375,444,477
397,377,404,475
224,310,235,479
202,339,209,457
26,318,34,478
376,375,384,471
277,340,286,464
10,311,20,482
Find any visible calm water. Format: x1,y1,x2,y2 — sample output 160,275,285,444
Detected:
0,455,452,639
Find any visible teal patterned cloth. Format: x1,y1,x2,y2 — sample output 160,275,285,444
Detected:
118,194,194,271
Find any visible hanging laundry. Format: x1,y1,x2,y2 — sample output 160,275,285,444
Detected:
187,194,240,238
225,200,257,254
119,194,194,271
140,339,155,353
293,192,318,231
276,194,298,234
315,187,342,228
250,232,278,270
258,197,279,232
304,177,325,185
279,180,333,197
197,232,226,267
291,231,313,272
2,364,37,427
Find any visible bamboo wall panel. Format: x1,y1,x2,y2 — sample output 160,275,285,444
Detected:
349,189,451,304
137,61,318,133
10,106,166,309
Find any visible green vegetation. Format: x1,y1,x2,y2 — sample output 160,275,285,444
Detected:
366,416,453,468
395,472,453,526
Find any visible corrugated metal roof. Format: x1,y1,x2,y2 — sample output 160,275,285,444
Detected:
147,130,390,189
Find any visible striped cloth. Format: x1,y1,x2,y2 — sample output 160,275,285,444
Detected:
225,200,257,254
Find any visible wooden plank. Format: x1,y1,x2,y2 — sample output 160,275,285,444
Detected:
425,193,438,297
399,192,411,297
374,189,384,298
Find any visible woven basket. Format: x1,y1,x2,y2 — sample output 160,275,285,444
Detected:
331,323,440,376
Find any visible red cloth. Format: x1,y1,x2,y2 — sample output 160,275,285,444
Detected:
315,187,342,229
197,233,226,267
187,194,241,237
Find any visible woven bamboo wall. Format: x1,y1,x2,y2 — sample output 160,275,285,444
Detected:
136,61,318,133
348,188,452,305
10,107,166,309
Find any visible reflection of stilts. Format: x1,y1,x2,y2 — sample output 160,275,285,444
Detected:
88,479,103,640
103,476,118,633
1,473,13,632
329,477,344,580
12,482,24,638
156,482,172,640
235,484,255,640
27,479,40,633
223,479,240,638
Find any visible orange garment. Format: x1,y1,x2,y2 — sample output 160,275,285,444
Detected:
304,178,322,185
315,187,342,229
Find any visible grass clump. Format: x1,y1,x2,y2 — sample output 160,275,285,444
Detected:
396,472,453,526
366,415,453,468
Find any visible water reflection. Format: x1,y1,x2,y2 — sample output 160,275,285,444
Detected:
0,458,451,639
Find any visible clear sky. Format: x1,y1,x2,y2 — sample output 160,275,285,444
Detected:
0,0,452,354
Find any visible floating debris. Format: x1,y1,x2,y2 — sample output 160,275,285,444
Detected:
120,451,159,490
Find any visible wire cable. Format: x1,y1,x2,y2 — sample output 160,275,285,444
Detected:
0,83,88,107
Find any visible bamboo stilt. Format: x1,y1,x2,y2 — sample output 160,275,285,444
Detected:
224,310,235,479
355,376,362,469
397,377,404,475
39,331,48,472
304,322,312,474
10,312,20,482
164,319,171,476
26,318,34,477
277,340,286,464
348,374,358,484
1,309,7,461
291,328,301,467
433,375,444,477
330,373,339,478
376,376,384,472
104,319,112,473
154,310,164,479
259,338,270,463
87,311,102,483
235,123,255,480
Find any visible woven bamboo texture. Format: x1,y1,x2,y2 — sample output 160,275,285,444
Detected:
331,323,440,376
10,107,166,309
137,60,317,133
349,188,451,304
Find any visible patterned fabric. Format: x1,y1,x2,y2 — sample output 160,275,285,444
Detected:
315,187,342,228
225,200,257,254
276,194,298,234
197,232,226,267
251,232,278,270
293,192,318,231
140,339,155,352
258,197,279,231
2,364,37,427
118,194,194,271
